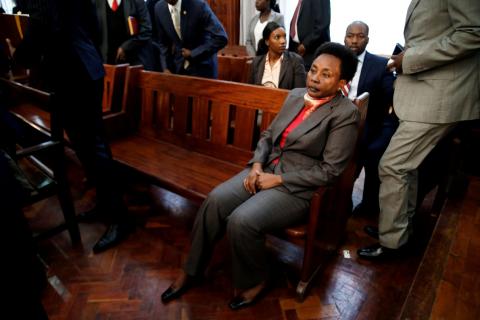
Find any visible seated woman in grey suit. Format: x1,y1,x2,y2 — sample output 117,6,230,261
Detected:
246,0,284,56
249,21,306,90
161,42,360,310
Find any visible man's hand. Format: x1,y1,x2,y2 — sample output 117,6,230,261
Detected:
181,48,192,58
297,43,306,56
387,51,404,74
116,47,126,63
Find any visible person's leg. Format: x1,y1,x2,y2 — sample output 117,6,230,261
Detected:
378,120,455,249
184,168,252,277
227,189,309,290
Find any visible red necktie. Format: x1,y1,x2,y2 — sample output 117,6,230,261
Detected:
289,0,302,39
341,82,351,98
111,0,119,12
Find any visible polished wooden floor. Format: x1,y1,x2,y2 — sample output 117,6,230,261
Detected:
24,149,479,319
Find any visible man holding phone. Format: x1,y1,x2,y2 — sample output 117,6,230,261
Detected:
358,0,480,258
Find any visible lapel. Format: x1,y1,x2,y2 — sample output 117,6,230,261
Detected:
404,0,421,33
283,95,338,149
278,52,288,87
357,51,370,95
256,55,267,84
180,0,188,42
162,1,181,43
272,92,305,144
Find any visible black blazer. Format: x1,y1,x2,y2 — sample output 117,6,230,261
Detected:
249,51,306,90
357,51,395,142
288,0,330,68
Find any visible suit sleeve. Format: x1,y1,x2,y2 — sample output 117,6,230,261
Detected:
281,106,359,191
245,16,257,56
120,0,153,53
189,2,228,60
301,0,330,51
292,54,306,88
402,0,480,74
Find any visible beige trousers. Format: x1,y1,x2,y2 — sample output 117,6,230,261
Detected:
378,120,456,249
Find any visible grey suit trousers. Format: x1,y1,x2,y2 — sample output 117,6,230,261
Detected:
184,168,310,289
378,120,455,249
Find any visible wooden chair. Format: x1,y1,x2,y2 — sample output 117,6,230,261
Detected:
217,55,253,83
0,78,81,244
274,92,370,301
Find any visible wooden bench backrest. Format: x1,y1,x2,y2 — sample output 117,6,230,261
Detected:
122,68,289,166
102,64,129,114
217,55,253,83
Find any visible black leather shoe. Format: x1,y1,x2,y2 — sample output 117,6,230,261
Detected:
161,276,197,303
363,225,379,240
357,243,398,259
229,295,256,310
92,223,133,253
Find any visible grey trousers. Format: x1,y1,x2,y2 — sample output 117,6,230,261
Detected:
184,168,310,289
378,120,455,249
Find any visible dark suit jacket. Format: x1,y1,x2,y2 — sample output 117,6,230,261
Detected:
249,89,359,200
154,0,227,78
288,0,330,68
14,0,105,84
357,51,395,143
249,51,306,90
95,0,155,70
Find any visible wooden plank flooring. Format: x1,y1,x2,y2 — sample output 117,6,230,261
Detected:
22,149,477,320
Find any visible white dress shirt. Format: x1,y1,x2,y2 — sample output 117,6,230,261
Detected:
348,50,365,99
107,0,122,9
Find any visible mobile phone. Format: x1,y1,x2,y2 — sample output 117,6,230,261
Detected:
392,43,404,55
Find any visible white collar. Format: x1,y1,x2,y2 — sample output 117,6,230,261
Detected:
168,0,182,13
107,0,121,9
357,50,366,64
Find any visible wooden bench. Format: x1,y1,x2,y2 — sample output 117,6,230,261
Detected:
6,63,130,139
217,55,252,83
107,67,369,300
108,67,288,203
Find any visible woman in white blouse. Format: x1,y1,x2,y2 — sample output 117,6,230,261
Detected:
245,0,284,57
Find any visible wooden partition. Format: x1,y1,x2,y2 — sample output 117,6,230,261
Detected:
206,0,240,45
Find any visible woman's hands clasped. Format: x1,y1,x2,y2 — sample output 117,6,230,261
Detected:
243,163,283,194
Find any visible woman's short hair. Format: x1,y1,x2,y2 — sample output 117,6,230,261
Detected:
314,42,359,83
256,21,282,56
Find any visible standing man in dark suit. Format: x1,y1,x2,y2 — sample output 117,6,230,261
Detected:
288,0,330,70
343,21,396,217
12,0,132,253
153,0,227,78
95,0,156,70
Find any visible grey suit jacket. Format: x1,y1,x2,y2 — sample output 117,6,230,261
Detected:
249,89,359,200
245,11,284,56
249,51,306,90
394,0,480,123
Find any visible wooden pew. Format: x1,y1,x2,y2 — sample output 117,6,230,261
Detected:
109,67,288,203
107,68,369,300
217,55,252,83
6,64,129,136
102,63,128,114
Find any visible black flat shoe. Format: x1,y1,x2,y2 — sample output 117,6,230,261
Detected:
92,223,133,253
357,243,399,259
161,276,197,303
363,225,379,240
229,295,256,310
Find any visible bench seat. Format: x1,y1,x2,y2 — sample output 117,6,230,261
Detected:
110,135,243,203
